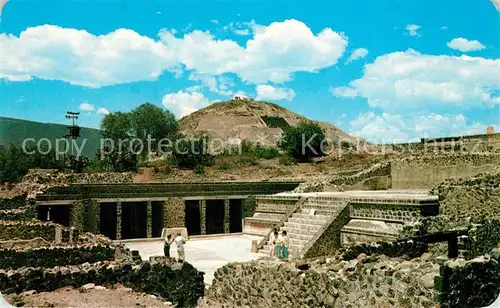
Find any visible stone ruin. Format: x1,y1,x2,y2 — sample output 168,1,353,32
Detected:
0,146,499,307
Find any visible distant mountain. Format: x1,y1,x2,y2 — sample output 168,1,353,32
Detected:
179,98,364,148
0,117,102,157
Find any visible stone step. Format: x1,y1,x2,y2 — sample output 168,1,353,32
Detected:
286,232,315,241
291,213,331,220
282,226,321,235
303,201,345,209
283,222,323,231
287,217,329,225
300,208,339,216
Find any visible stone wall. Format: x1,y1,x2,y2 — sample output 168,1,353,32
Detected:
430,172,500,222
303,205,350,258
0,221,57,241
438,250,500,308
0,258,205,308
338,240,428,261
202,256,439,308
0,194,27,210
164,198,185,228
243,196,257,218
0,208,35,220
294,161,391,193
391,153,500,189
0,244,115,269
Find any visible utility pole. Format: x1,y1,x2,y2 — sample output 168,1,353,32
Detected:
64,111,81,171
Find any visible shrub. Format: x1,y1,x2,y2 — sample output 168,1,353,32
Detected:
237,155,258,166
172,136,214,169
278,121,327,162
278,155,296,166
194,164,205,175
217,163,233,171
252,144,279,159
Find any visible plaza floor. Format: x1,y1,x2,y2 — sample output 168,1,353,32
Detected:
123,234,263,285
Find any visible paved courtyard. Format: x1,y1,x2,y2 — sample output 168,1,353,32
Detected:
124,234,263,285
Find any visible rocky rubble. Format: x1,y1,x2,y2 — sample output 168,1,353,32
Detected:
294,161,391,193
201,254,440,308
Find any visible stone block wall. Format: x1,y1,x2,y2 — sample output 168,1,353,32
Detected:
0,259,205,308
391,153,500,189
338,240,428,261
304,205,350,258
202,256,439,308
0,208,35,221
295,161,391,193
0,244,115,269
0,194,27,210
438,250,500,308
0,221,57,241
243,196,257,218
164,198,185,229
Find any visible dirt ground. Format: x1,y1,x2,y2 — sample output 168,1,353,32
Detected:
4,284,176,308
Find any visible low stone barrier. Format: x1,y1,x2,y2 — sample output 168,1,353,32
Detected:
0,194,27,210
0,220,57,241
0,208,35,221
338,240,428,261
0,244,115,269
0,258,205,308
438,249,500,308
202,256,439,308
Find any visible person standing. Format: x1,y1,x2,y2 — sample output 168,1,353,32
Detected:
281,230,290,261
174,233,186,262
164,234,173,257
275,231,283,259
269,228,277,257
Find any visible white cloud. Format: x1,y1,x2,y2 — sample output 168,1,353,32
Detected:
0,25,179,87
96,107,110,115
161,90,211,118
188,72,233,95
0,0,9,15
1,20,348,87
210,19,219,24
233,91,248,99
440,26,448,30
346,48,368,64
406,24,421,36
159,19,348,84
335,49,500,111
79,102,95,111
223,20,257,36
255,85,295,101
349,111,499,143
330,86,358,98
447,37,486,52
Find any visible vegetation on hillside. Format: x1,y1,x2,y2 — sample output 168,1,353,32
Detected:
278,121,328,162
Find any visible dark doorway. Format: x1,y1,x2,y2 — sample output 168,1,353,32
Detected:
229,199,244,233
37,204,71,227
206,199,224,234
121,202,147,239
151,201,164,238
100,203,117,240
185,200,201,236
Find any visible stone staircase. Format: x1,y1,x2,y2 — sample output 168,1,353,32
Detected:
258,196,346,259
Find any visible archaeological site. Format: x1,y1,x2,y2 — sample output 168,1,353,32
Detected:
1,1,500,307
0,96,499,308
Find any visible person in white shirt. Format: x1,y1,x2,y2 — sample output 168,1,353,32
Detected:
174,233,186,262
269,228,277,257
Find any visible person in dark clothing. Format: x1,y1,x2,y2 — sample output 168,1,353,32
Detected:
164,234,173,257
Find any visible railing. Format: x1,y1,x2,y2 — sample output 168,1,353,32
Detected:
298,201,349,259
256,197,307,251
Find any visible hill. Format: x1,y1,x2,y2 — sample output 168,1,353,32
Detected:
0,117,102,157
178,98,363,149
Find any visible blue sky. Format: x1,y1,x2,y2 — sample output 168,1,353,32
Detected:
0,0,499,143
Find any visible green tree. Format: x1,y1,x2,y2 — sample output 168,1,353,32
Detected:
130,103,178,154
278,121,327,162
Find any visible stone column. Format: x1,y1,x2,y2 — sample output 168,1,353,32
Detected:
224,199,230,233
200,199,206,235
146,200,152,238
116,201,122,240
94,200,101,234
